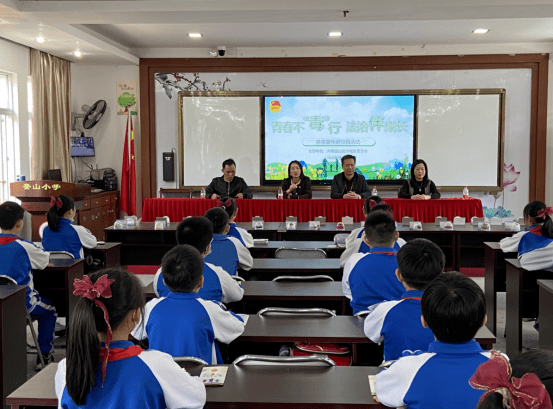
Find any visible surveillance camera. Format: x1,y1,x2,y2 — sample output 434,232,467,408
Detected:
217,46,226,57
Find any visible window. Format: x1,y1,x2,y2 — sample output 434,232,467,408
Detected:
0,71,19,203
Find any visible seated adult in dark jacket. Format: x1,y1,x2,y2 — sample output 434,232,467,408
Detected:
330,155,370,199
280,160,312,199
398,159,440,200
206,158,253,199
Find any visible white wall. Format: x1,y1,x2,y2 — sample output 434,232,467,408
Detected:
70,65,139,196
0,37,31,182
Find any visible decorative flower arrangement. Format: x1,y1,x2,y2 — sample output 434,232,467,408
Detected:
503,163,520,192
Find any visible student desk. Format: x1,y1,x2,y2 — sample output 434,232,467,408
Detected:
33,259,85,325
245,258,342,281
6,363,385,409
250,241,344,258
0,286,27,409
84,242,122,272
231,315,496,365
484,242,517,335
104,222,283,264
505,259,550,357
277,222,357,241
240,281,348,315
538,280,553,350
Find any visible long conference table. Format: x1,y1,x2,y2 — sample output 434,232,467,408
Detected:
142,197,484,223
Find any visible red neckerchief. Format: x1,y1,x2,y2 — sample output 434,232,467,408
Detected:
529,226,543,236
370,251,396,256
401,297,422,301
99,345,143,363
0,236,19,246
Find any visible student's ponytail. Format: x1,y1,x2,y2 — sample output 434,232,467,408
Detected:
540,209,553,239
363,195,382,214
47,195,75,232
476,392,504,409
216,197,237,220
66,269,145,406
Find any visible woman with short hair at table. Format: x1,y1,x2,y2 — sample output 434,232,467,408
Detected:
398,159,440,200
280,160,312,199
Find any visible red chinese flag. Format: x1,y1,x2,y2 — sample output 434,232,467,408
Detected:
120,113,130,214
129,112,136,215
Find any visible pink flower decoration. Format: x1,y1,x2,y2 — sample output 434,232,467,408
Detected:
503,163,520,192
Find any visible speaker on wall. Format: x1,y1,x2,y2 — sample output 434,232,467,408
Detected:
162,152,175,182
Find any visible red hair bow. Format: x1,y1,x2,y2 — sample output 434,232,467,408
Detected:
73,274,115,383
216,199,232,209
368,199,377,210
537,207,553,220
50,196,63,209
469,350,552,409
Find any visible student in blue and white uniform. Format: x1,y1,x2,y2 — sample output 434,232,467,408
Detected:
132,245,246,364
42,195,97,259
375,272,494,409
55,268,205,409
341,203,406,267
0,201,56,371
217,196,253,248
203,207,253,276
342,211,404,315
499,200,547,252
345,195,382,248
153,216,244,303
364,239,444,362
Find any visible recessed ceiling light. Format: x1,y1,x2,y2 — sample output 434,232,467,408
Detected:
472,29,489,34
74,51,82,57
188,33,203,38
328,32,342,37
36,36,45,43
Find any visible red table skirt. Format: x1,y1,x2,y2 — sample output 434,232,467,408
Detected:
141,198,483,223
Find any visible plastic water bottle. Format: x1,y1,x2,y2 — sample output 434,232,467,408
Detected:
463,186,469,199
372,186,378,196
278,186,284,200
200,187,206,199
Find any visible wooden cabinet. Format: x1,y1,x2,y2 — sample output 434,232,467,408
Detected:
77,192,118,241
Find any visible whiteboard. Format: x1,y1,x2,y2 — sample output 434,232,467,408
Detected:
417,94,502,188
180,96,261,186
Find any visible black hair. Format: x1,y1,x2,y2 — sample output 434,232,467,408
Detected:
0,201,25,230
369,203,394,216
222,158,236,169
341,154,356,166
363,195,382,213
523,201,553,239
410,159,429,183
421,271,485,344
364,211,396,247
397,239,445,290
66,268,145,406
161,245,204,293
476,350,553,409
218,196,238,220
47,195,75,232
175,216,213,254
287,160,305,180
203,207,229,234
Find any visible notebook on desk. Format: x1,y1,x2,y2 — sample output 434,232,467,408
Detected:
200,366,228,386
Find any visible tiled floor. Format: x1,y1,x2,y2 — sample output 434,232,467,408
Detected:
25,276,540,379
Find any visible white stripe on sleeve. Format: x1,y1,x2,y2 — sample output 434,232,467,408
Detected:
345,227,363,248
139,350,206,409
499,231,526,252
364,300,402,343
228,236,253,270
237,226,254,248
71,225,98,249
340,238,362,268
375,352,435,408
198,298,246,344
342,253,366,300
18,239,49,270
55,359,67,409
153,267,163,297
208,263,244,303
131,297,165,340
520,242,553,271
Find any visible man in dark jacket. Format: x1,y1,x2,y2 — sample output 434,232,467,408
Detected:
330,155,370,199
206,158,253,199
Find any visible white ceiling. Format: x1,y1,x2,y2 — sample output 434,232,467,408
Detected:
1,0,553,64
